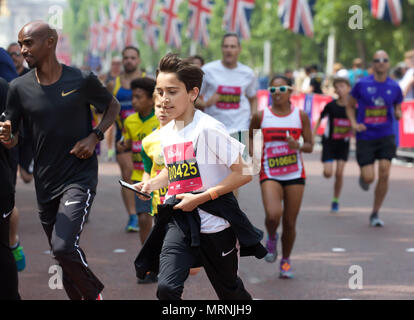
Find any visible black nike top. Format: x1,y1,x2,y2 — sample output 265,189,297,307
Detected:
0,77,14,198
5,64,113,204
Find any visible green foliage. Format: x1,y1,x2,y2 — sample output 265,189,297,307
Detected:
64,0,414,74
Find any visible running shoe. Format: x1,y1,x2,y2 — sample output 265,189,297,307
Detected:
12,245,26,272
137,271,158,284
330,201,339,214
96,293,103,300
359,176,370,191
370,215,384,227
264,233,278,263
279,259,294,279
126,214,139,232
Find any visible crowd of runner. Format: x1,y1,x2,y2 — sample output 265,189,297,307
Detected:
0,20,408,300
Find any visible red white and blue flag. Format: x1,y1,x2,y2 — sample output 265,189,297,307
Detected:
369,0,402,26
223,0,255,40
109,1,123,51
278,0,315,38
142,0,159,50
187,0,213,47
123,0,143,47
161,0,184,48
98,6,111,52
88,9,100,53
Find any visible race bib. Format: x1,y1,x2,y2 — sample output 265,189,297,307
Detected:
132,141,144,171
266,144,299,176
332,118,352,140
364,106,387,124
216,85,241,110
262,128,301,142
164,142,203,195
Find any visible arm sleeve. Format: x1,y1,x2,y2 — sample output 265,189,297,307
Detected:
320,103,330,118
5,81,23,134
395,86,404,105
246,73,258,98
85,72,113,113
141,147,153,174
350,82,361,100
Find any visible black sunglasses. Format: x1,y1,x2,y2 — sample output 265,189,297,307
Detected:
9,51,22,57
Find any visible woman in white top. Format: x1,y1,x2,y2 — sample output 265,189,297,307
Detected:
249,75,313,279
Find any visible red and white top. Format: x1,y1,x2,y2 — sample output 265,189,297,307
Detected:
259,106,306,182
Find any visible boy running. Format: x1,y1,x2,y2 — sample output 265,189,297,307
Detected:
313,77,352,213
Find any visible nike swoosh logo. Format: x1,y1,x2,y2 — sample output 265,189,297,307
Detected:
61,89,78,97
65,200,81,206
222,247,235,257
2,210,13,219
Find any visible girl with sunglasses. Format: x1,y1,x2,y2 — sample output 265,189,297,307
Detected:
249,75,313,278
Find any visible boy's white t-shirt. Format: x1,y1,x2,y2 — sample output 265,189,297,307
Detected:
200,60,257,134
160,110,245,233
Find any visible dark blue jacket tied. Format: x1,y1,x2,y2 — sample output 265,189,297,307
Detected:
134,192,267,280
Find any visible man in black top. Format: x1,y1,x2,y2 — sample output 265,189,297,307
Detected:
0,21,120,300
0,77,20,300
313,77,352,213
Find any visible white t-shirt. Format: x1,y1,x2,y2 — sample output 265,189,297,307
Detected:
399,68,414,100
160,110,245,233
200,60,257,134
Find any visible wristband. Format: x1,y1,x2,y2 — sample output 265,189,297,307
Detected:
208,189,219,201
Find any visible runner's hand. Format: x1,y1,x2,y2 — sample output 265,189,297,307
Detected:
70,134,98,159
0,120,12,142
133,181,152,201
116,140,126,153
174,193,202,212
353,123,367,132
287,136,300,150
206,93,220,108
395,108,402,120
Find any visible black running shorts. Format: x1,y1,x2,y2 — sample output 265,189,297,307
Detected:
356,135,396,167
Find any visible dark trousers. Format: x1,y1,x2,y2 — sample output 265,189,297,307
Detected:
157,222,252,300
39,188,103,300
0,195,19,300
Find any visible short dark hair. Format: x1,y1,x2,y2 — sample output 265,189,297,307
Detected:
222,32,241,46
269,75,292,87
188,54,205,66
130,77,156,98
156,53,204,92
332,77,351,88
122,46,140,57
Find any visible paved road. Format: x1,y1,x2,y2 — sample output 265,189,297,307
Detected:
14,150,414,300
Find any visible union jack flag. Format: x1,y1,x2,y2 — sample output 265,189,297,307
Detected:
98,6,111,52
142,0,159,50
369,0,402,26
187,0,213,47
278,0,316,38
88,9,100,53
161,0,184,48
123,0,143,47
223,0,255,40
109,1,123,51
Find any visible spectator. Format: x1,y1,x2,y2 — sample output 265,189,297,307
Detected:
348,58,369,87
399,50,414,100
